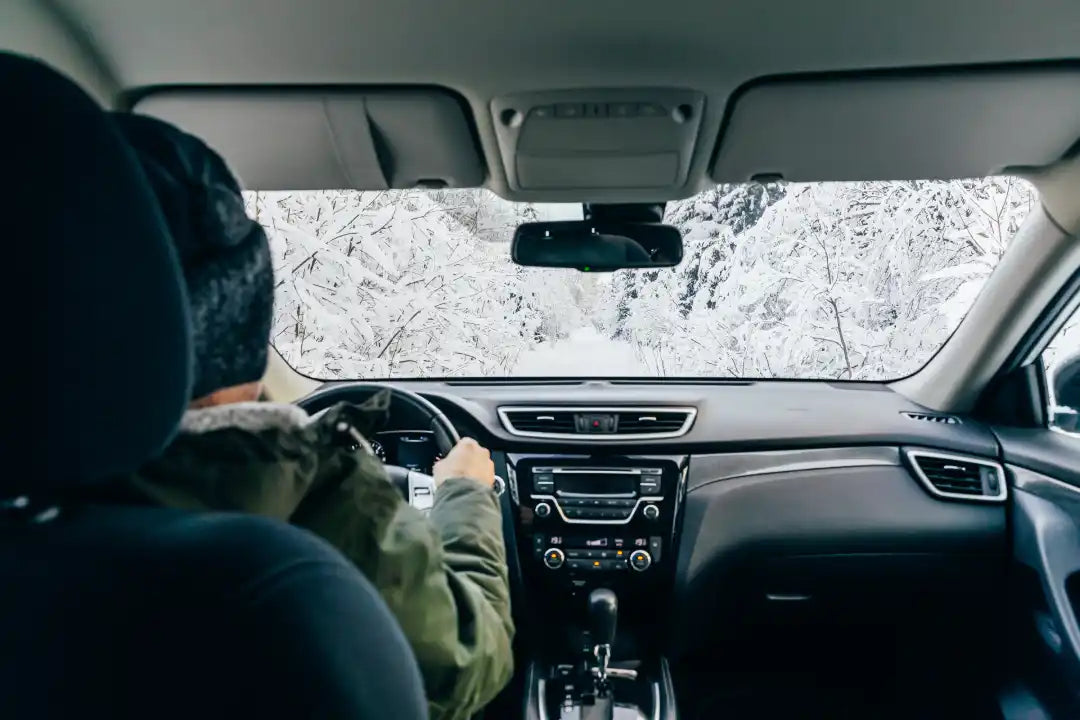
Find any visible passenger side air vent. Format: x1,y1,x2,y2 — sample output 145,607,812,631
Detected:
498,406,697,439
901,411,961,425
903,449,1006,502
500,410,577,434
616,411,691,433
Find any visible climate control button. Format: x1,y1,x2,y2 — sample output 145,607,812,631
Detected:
629,549,652,571
543,548,565,569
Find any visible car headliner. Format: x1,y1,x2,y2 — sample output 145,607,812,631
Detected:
42,0,1080,92
6,1,1078,198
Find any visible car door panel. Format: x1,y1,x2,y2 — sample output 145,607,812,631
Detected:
996,429,1080,716
1012,471,1080,666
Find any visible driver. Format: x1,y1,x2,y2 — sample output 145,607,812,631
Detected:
113,113,513,720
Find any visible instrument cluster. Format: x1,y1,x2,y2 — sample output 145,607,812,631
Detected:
369,430,442,474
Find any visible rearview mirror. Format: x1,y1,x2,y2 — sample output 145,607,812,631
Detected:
511,221,683,271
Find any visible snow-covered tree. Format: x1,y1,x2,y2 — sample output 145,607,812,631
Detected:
247,178,1036,380
249,189,586,378
598,178,1036,378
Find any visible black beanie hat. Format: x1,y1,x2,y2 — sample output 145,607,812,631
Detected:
113,113,274,400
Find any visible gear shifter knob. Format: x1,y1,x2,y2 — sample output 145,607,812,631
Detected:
589,588,618,648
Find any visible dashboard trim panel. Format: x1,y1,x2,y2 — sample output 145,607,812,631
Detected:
687,446,901,490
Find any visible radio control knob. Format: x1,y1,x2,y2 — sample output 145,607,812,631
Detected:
543,548,565,570
629,550,652,572
534,501,552,518
642,503,660,521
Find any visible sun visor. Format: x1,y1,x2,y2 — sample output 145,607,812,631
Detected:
711,67,1080,182
134,90,484,190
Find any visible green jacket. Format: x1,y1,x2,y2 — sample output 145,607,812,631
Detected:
127,400,514,720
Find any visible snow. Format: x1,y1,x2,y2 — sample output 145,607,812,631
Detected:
511,327,648,376
246,178,1041,381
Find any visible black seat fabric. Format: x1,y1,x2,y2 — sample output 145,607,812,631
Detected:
0,53,193,492
0,53,427,720
4,507,429,719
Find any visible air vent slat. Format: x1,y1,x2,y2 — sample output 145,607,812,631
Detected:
904,449,1005,503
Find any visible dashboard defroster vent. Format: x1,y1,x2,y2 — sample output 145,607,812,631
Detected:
901,411,961,425
498,406,697,440
903,449,1006,502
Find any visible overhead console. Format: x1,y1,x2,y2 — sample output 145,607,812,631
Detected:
489,88,705,195
134,89,485,190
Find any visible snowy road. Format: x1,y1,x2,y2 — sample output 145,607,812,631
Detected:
511,327,648,376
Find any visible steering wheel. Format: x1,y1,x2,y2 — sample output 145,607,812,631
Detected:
297,383,502,511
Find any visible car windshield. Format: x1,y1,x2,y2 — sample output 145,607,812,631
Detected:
247,178,1034,380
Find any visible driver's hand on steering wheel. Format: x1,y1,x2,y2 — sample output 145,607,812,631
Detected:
433,438,495,489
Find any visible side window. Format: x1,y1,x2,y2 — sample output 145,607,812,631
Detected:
1044,306,1080,434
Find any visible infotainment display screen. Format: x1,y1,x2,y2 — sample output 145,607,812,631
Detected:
556,473,637,496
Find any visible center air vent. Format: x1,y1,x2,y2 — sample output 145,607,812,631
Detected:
498,406,696,439
616,411,690,433
903,449,1006,502
499,410,577,434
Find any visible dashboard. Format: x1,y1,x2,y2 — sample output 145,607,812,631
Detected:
298,378,1014,660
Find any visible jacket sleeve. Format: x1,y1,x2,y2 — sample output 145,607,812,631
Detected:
290,455,514,720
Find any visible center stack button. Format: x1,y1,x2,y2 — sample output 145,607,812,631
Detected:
533,470,555,493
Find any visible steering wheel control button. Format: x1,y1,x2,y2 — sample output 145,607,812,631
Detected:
629,550,652,572
642,503,660,521
534,501,552,518
543,548,566,570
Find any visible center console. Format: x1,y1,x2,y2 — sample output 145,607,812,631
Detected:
507,455,685,720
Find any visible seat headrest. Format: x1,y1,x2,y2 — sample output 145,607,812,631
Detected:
1,53,193,493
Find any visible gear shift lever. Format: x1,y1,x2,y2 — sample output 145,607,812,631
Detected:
589,588,618,649
587,589,636,687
